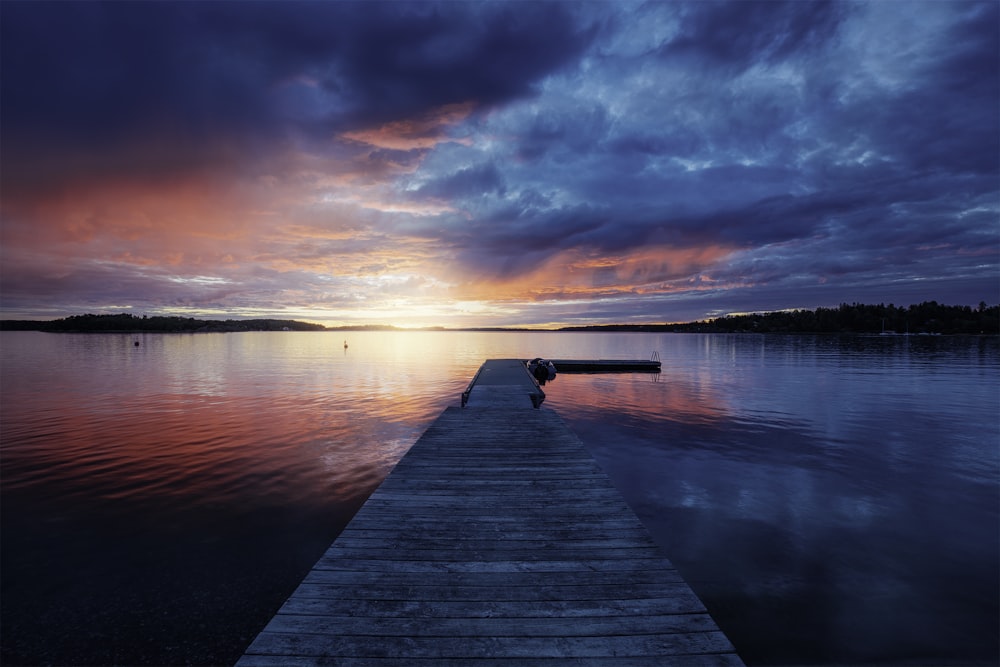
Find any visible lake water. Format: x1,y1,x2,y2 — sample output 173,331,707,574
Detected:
1,331,997,666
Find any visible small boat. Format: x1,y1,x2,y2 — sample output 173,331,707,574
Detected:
527,358,556,385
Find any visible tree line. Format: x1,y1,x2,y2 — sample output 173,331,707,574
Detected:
561,301,999,335
1,301,997,334
0,313,327,333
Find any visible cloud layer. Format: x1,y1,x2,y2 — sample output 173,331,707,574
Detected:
2,1,997,326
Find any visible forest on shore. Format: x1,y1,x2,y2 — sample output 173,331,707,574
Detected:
562,301,999,335
0,301,997,334
0,313,326,333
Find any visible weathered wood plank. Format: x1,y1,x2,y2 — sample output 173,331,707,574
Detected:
338,520,651,536
310,557,675,574
238,654,745,666
335,526,656,542
357,495,633,509
375,476,616,487
315,547,664,562
329,536,666,551
284,581,698,602
260,611,721,637
276,595,709,619
383,469,608,479
244,631,737,659
343,516,656,532
279,590,705,619
373,486,623,497
300,568,686,587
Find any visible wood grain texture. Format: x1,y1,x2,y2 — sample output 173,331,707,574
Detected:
238,369,743,665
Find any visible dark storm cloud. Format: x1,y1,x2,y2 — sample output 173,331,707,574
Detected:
308,2,598,128
512,103,614,162
0,1,595,192
414,162,506,200
409,1,996,304
829,7,995,179
661,0,849,68
477,203,610,253
880,4,998,176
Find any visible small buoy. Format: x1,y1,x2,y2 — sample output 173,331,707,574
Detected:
344,340,348,349
134,340,140,347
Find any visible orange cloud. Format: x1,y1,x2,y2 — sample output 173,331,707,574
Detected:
340,102,476,150
450,244,739,304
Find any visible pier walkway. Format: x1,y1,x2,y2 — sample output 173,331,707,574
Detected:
238,360,742,665
461,358,546,408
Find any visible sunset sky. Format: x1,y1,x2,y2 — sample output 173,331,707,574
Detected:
2,1,997,328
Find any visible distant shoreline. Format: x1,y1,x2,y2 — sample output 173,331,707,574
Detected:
1,301,997,335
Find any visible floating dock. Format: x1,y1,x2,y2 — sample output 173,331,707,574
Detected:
239,360,741,666
547,359,661,373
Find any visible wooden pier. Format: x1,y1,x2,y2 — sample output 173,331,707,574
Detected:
239,360,742,665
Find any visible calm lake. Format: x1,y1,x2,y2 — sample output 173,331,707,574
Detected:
1,331,997,665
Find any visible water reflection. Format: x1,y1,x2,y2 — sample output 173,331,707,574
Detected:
545,335,999,666
1,331,996,666
0,331,477,665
